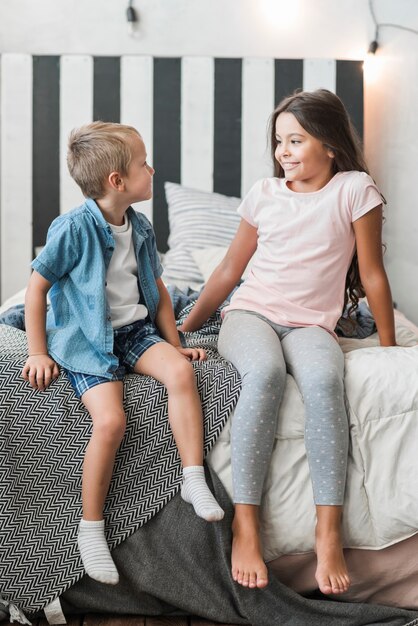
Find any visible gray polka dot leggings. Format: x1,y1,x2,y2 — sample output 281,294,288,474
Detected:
217,310,348,506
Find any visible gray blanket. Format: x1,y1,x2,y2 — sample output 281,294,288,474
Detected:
0,322,241,618
60,467,418,626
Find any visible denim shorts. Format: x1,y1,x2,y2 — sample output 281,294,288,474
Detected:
65,319,165,399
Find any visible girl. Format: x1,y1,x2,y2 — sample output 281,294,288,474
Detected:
180,89,395,595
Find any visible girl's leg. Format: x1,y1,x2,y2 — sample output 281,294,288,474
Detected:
78,380,126,585
281,326,350,594
218,311,287,589
134,343,223,521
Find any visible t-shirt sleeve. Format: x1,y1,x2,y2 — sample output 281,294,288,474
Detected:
350,172,383,222
237,180,264,227
31,216,81,284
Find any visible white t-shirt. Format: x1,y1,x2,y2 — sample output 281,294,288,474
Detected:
106,216,148,329
223,171,383,335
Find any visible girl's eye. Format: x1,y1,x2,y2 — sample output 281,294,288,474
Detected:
291,140,301,144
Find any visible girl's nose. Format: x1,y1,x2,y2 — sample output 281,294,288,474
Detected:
276,144,289,158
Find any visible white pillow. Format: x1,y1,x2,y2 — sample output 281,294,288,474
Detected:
0,288,27,314
162,182,241,286
191,246,254,283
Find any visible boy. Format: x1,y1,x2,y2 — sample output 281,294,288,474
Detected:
21,122,224,585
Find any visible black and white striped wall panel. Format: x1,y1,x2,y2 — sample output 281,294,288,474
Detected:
0,55,363,302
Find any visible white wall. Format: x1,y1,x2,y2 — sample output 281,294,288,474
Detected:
0,0,417,323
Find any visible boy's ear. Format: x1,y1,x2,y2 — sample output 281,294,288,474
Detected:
108,171,124,191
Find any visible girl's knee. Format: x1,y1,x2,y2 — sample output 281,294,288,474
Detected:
312,369,344,396
243,356,285,389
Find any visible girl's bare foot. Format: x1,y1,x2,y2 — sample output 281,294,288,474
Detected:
315,525,350,595
231,504,268,589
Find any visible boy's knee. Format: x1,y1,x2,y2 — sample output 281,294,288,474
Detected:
93,410,126,445
166,359,195,392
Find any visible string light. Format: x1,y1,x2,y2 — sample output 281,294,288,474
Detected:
126,0,139,36
368,0,418,54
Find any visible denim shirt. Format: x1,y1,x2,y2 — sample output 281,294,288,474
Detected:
32,198,163,378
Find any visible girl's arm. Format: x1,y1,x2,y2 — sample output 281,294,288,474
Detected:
353,205,396,346
154,278,205,361
180,219,258,332
22,271,60,390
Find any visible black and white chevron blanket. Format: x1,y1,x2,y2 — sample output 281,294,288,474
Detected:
0,306,241,617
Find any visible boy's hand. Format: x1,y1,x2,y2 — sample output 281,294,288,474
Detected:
176,346,207,362
21,355,60,391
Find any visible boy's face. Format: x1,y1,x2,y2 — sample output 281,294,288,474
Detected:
123,134,155,203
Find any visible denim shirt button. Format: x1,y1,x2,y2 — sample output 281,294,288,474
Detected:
107,315,112,321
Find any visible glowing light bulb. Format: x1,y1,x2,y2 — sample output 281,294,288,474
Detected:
259,0,300,28
363,52,383,84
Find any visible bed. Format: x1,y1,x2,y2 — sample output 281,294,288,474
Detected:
1,54,418,625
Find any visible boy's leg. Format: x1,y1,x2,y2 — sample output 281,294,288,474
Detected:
281,326,350,595
133,343,223,522
77,380,125,585
217,311,287,589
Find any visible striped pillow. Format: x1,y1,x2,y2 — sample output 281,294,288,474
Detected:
162,182,241,287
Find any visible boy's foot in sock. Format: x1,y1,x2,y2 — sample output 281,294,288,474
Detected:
77,519,119,585
181,465,224,522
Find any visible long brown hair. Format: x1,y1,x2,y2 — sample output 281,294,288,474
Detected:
270,89,382,316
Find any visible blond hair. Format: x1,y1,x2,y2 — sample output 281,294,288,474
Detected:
67,121,141,198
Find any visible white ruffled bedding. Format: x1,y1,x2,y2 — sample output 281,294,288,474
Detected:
208,310,418,561
2,290,417,564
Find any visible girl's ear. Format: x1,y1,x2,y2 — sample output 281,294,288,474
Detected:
325,145,335,160
108,171,124,191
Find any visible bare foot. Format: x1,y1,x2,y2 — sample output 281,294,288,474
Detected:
231,507,268,589
315,526,350,595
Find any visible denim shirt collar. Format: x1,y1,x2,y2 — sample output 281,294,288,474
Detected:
84,199,150,243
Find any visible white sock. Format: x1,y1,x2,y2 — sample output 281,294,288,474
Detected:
181,466,224,522
77,519,119,585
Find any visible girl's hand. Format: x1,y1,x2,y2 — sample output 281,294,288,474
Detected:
176,346,207,362
21,355,60,391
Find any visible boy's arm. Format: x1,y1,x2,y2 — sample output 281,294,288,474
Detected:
22,271,60,390
154,278,206,361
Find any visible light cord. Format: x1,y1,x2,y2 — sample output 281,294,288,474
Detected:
368,0,418,53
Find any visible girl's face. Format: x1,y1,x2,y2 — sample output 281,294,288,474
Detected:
274,112,335,193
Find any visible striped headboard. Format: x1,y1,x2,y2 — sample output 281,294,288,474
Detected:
0,55,363,302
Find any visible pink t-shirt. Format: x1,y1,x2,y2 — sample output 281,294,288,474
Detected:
223,171,383,334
